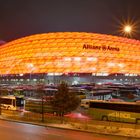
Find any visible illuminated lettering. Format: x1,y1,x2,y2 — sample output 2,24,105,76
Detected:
83,44,120,52
83,44,101,50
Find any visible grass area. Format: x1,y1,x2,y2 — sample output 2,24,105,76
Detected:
25,100,55,114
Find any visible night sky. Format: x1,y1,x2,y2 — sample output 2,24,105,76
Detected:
0,0,140,42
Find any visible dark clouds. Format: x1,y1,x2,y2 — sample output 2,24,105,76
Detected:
0,0,140,41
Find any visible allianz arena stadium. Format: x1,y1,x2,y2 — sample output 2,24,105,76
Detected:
0,32,140,85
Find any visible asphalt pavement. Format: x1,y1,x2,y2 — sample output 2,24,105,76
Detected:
0,120,139,140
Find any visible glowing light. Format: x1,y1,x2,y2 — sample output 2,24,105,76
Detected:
27,63,34,68
47,73,63,76
124,25,132,33
117,18,138,38
72,80,79,85
102,73,109,76
64,57,72,61
96,82,102,85
74,57,81,61
87,57,98,61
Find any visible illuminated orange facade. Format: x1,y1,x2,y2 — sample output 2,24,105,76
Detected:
0,32,140,75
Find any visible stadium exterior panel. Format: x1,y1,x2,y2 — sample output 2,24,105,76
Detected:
0,32,140,84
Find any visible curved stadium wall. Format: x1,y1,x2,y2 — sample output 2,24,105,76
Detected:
0,32,140,75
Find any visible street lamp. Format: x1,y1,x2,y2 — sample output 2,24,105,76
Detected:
118,17,138,38
121,21,137,38
124,25,132,34
27,63,35,85
118,24,134,38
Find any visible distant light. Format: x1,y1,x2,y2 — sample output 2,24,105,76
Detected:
47,73,63,76
47,73,55,76
64,57,71,61
124,25,132,33
97,82,102,85
118,18,138,38
72,80,79,85
87,57,98,61
102,73,109,76
27,63,34,68
33,79,37,81
92,73,96,76
96,73,109,76
74,57,81,61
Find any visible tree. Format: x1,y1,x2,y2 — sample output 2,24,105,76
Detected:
51,82,80,118
13,89,23,96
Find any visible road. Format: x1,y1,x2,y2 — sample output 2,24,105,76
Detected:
0,120,139,140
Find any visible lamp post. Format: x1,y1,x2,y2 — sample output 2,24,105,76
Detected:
27,63,35,85
41,94,44,122
30,72,32,85
36,85,45,123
